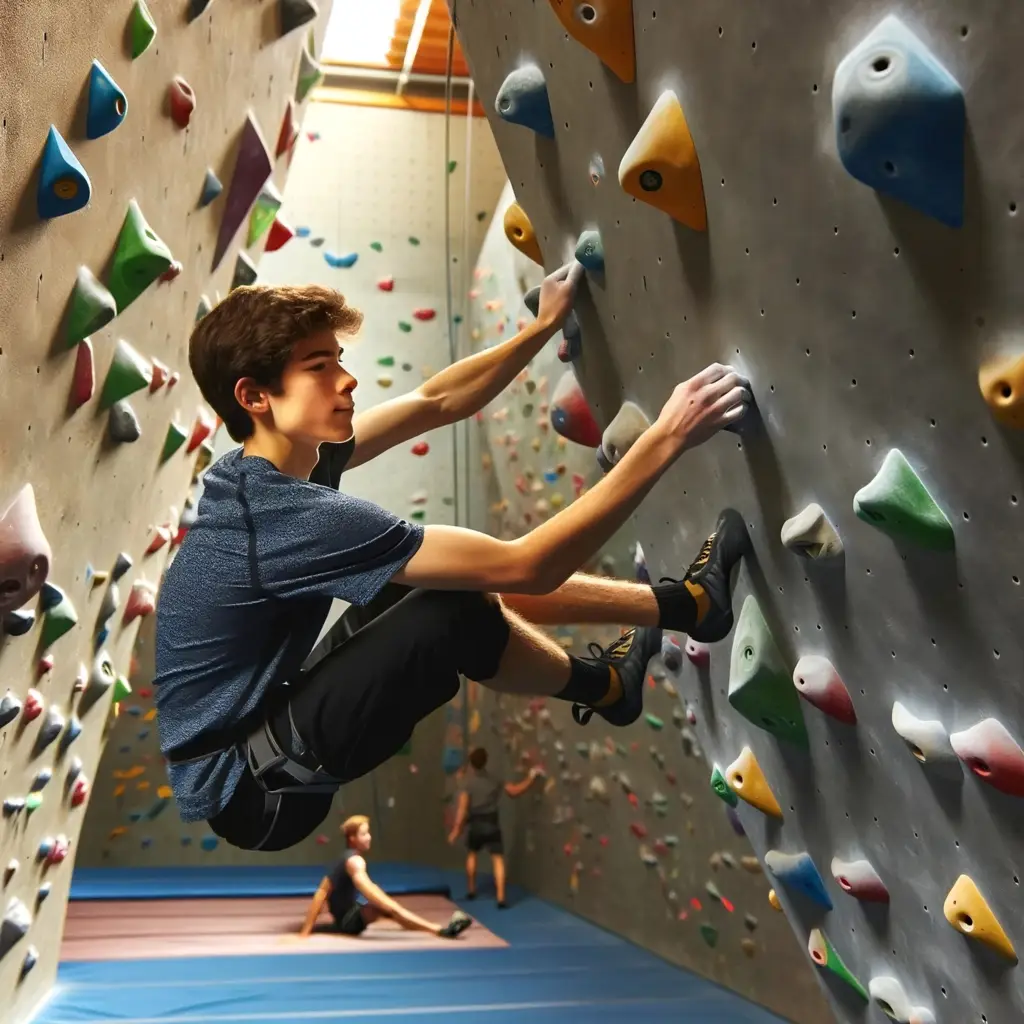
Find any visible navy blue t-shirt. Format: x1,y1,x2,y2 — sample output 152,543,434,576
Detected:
154,439,424,822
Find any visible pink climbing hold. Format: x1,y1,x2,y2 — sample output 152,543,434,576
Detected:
45,835,70,865
411,441,429,456
70,340,95,410
187,410,216,453
23,689,43,722
377,277,395,292
685,638,710,665
550,370,602,447
0,485,52,614
124,581,157,623
37,655,54,677
792,655,857,724
413,308,436,321
950,718,1024,797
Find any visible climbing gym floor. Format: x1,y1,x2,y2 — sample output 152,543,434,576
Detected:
37,865,789,1023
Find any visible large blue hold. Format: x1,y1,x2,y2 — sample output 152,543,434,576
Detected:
832,15,965,228
495,65,555,138
38,126,91,220
86,60,127,139
765,850,833,910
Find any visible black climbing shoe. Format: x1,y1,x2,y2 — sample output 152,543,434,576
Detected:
497,900,508,909
659,508,750,644
439,910,473,939
571,626,662,727
464,892,477,901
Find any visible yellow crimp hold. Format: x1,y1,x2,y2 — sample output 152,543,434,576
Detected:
725,746,784,819
503,201,544,265
547,0,635,83
944,875,1017,963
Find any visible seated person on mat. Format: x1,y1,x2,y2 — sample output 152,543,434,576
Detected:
448,747,541,907
299,814,471,939
154,264,752,853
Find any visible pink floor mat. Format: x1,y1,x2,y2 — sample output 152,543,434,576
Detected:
61,895,506,961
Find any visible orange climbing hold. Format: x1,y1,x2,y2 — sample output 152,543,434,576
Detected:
503,202,544,265
547,0,636,83
979,353,1024,429
618,90,707,231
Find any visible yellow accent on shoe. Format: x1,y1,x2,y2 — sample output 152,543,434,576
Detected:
594,666,624,708
684,579,710,624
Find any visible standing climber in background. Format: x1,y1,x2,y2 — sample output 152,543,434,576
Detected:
448,748,542,907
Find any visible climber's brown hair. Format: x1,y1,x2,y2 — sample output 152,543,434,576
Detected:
189,284,364,442
469,747,488,770
341,815,370,843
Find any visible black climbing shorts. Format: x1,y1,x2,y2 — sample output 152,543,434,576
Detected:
208,585,511,852
331,902,368,936
467,812,504,855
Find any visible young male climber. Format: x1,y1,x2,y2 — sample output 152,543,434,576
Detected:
154,260,753,853
447,747,541,907
298,814,472,939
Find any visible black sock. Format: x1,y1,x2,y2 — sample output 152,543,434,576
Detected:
651,581,698,632
555,657,614,706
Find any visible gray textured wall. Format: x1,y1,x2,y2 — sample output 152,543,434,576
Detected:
452,3,1024,1024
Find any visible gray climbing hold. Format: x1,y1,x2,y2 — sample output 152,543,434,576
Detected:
99,583,120,627
523,285,540,317
36,706,64,751
574,229,604,272
0,692,21,729
231,251,258,291
0,898,31,958
602,401,650,464
187,0,216,19
30,769,52,792
595,444,613,474
780,503,844,560
495,65,555,138
279,0,319,37
112,552,132,580
109,400,141,443
891,702,959,771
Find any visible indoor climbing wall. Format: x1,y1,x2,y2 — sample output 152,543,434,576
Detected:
0,1,331,1019
78,98,510,871
453,3,1024,1023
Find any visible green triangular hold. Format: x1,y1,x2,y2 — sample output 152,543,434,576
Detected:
107,200,173,311
398,321,412,333
296,43,323,102
41,594,78,648
410,509,426,521
728,595,809,748
699,923,719,948
710,764,738,806
25,793,42,812
808,930,869,1002
161,421,188,461
370,241,383,252
67,266,117,346
100,339,152,409
377,356,395,367
853,448,954,550
644,713,664,730
408,236,420,246
447,160,457,174
247,182,282,246
129,0,158,58
113,675,132,703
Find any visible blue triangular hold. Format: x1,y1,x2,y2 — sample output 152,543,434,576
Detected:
832,15,965,228
86,60,127,139
495,65,555,138
765,850,834,910
38,126,91,219
39,582,64,612
198,168,223,208
3,610,35,636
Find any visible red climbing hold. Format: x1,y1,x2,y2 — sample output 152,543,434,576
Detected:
23,689,43,722
276,100,299,158
159,261,183,283
70,776,89,808
377,277,395,292
599,836,609,847
146,526,173,554
413,308,436,321
411,442,429,456
37,656,54,677
630,822,648,839
149,358,169,392
187,410,215,453
167,76,196,128
124,581,157,623
70,340,95,411
265,216,295,253
551,371,602,447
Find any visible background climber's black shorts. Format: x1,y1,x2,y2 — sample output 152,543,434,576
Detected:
208,585,511,852
467,812,504,855
330,903,368,936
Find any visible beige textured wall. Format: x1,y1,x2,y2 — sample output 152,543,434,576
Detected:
0,1,331,1019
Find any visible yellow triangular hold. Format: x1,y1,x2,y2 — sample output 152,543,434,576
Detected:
503,201,544,265
943,875,1017,963
547,0,635,83
725,746,784,819
618,90,707,231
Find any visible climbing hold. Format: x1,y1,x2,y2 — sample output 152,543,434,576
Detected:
868,976,933,1023
699,922,718,948
494,65,555,137
503,202,544,265
70,776,89,808
68,339,96,411
661,637,682,672
377,277,395,292
161,421,188,462
550,371,602,447
266,217,295,252
685,638,710,666
194,296,213,325
201,835,219,852
765,851,833,910
0,485,51,615
729,596,808,747
276,100,299,157
377,375,394,389
979,353,1024,429
125,581,157,624
40,582,62,611
129,0,157,57
832,15,964,228
30,768,52,792
808,930,869,1001
891,701,958,769
560,310,582,361
408,236,420,246
279,0,319,36
38,126,91,220
780,503,844,560
113,675,132,704
413,308,436,321
3,798,26,816
411,442,429,456
21,945,39,978
602,401,650,464
792,655,856,724
41,589,77,648
213,113,273,270
0,899,31,958
22,690,43,723
86,60,127,141
589,154,605,185
61,715,82,750
574,229,604,272
831,857,889,903
187,410,216,453
187,0,216,19
107,200,174,311
324,251,358,268
99,582,119,626
100,339,151,408
950,718,1024,796
112,552,132,580
66,267,117,346
726,747,784,819
3,610,34,636
36,883,51,905
645,713,664,730
199,169,223,208
943,874,1017,962
167,76,196,128
854,449,953,550
232,252,258,290
296,42,324,102
768,889,782,911
0,692,21,728
710,765,738,807
248,181,282,246
619,90,706,231
546,0,635,82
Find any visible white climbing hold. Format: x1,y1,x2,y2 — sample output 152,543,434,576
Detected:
891,702,959,770
780,503,844,560
601,401,650,465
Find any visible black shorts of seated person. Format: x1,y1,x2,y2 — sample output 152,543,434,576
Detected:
207,584,511,852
